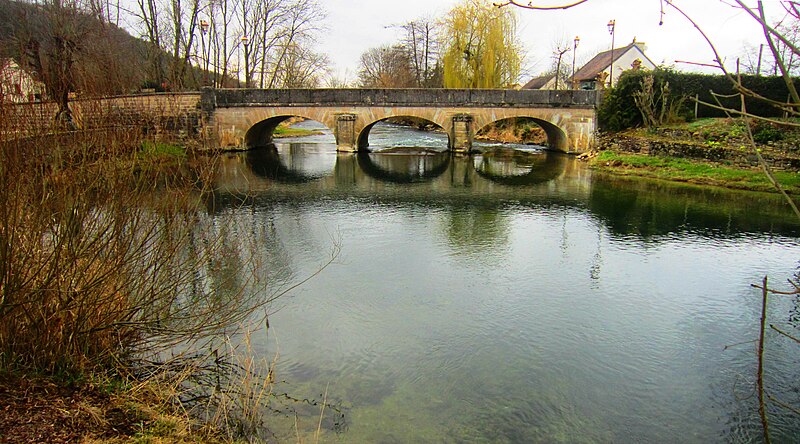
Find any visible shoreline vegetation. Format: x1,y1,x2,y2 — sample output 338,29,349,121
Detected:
588,118,800,194
0,123,293,443
273,126,323,138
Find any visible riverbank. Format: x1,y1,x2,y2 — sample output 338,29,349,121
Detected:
274,118,323,138
591,118,800,194
0,372,222,443
475,118,548,145
0,125,276,442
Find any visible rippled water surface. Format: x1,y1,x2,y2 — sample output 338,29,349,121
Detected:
208,121,800,443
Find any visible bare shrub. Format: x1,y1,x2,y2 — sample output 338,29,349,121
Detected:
0,110,269,375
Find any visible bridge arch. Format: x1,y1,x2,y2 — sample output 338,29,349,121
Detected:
356,116,450,151
475,117,568,152
244,114,335,148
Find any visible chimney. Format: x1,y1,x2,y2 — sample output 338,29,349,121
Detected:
632,37,647,52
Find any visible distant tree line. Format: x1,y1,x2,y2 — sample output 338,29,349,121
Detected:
0,0,329,102
0,0,529,122
125,0,329,89
357,0,522,89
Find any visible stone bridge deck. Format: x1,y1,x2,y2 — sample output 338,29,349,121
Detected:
202,88,599,153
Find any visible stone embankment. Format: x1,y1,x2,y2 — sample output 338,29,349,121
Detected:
597,128,800,171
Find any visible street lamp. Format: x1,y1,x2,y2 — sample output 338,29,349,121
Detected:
240,35,250,88
607,19,616,88
571,35,580,89
199,20,209,86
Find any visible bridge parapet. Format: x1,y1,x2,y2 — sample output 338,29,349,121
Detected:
204,88,598,108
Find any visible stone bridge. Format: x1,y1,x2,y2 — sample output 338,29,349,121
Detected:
202,88,599,153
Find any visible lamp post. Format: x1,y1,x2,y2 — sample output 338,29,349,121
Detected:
240,35,250,88
571,35,580,89
607,19,616,88
199,19,209,86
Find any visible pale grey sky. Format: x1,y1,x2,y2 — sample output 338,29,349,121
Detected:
318,0,774,82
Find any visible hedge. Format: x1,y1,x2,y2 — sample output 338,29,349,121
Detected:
598,68,800,131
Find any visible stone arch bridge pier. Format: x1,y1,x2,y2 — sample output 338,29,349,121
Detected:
201,88,598,154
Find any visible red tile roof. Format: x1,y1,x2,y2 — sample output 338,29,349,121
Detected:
572,42,655,82
522,74,555,89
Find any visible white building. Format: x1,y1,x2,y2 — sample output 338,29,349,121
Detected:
1,58,46,103
571,39,656,90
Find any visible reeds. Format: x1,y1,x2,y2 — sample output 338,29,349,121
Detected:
0,101,269,375
0,99,342,441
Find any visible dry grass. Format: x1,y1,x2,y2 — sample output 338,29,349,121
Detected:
0,100,341,442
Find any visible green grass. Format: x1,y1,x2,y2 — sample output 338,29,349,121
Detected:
272,126,322,138
140,140,186,158
592,150,800,194
665,117,719,132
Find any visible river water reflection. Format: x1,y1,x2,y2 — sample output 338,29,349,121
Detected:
208,122,800,442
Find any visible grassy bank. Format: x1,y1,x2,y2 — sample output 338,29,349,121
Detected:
272,125,323,138
0,371,225,443
592,118,800,194
591,150,800,194
272,118,324,139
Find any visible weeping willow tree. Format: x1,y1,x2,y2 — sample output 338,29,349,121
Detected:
442,0,522,88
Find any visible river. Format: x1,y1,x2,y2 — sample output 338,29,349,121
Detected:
207,120,800,443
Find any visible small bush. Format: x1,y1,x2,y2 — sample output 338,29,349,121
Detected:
752,122,785,144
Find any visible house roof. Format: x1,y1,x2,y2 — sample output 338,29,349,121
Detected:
522,74,555,89
572,42,656,82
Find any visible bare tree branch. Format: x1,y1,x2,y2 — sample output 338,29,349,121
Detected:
493,0,590,10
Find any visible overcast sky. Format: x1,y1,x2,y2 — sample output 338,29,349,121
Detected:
317,0,776,82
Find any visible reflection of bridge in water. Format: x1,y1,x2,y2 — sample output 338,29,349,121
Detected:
237,145,573,190
209,145,800,237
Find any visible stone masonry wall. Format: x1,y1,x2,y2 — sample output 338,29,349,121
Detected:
1,93,203,140
599,133,800,170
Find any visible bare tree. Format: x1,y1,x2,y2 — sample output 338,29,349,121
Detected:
358,44,415,88
397,17,441,87
492,0,589,10
12,0,98,124
550,37,571,89
272,40,329,87
324,70,354,88
266,0,324,88
135,0,165,86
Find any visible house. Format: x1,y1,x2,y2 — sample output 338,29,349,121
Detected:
571,39,656,90
522,74,557,90
1,58,46,103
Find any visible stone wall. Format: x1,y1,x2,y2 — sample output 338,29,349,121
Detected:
599,133,800,170
1,93,203,140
